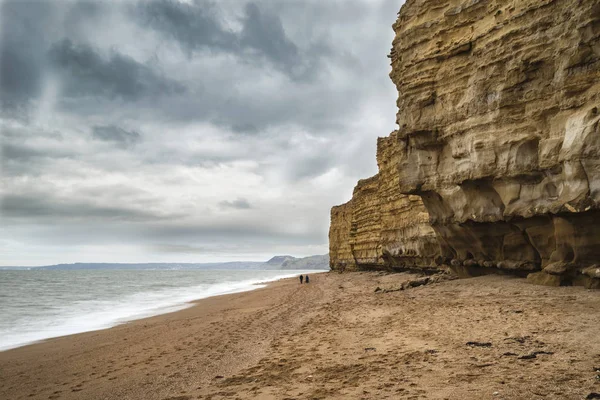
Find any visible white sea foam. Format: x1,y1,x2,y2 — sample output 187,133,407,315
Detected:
0,270,323,351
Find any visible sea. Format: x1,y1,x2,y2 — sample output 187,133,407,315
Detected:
0,269,320,351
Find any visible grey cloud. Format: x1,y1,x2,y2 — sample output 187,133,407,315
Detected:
0,1,114,111
239,2,300,71
134,0,311,78
231,123,259,134
2,143,47,162
1,127,74,175
149,78,360,134
136,0,237,53
62,1,105,37
48,39,185,100
1,218,326,255
0,192,188,222
0,37,43,108
141,221,324,245
92,125,141,147
1,0,385,135
219,198,252,210
1,142,73,178
286,154,334,181
0,0,402,264
0,1,53,109
0,194,171,222
151,244,214,254
75,184,158,205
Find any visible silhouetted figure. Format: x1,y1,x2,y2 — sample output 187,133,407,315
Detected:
299,275,304,284
305,275,310,284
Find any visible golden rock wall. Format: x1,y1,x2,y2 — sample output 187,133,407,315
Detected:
330,0,600,288
329,133,440,272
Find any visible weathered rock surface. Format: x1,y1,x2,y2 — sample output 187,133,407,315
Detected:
377,132,441,271
330,0,600,288
329,134,440,272
329,200,357,271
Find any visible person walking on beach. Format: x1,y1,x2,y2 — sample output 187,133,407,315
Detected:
299,274,304,284
305,275,310,284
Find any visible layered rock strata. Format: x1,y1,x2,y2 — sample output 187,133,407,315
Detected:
329,133,440,272
330,0,600,288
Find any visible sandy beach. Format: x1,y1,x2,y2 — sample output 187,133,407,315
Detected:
1,272,599,400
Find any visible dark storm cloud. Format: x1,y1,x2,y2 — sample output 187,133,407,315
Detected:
118,0,392,132
135,0,237,53
92,125,141,147
48,39,186,100
0,0,384,132
0,1,53,109
239,2,300,71
0,36,42,108
219,198,252,210
134,0,313,78
0,1,114,110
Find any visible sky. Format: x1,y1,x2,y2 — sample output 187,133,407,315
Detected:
0,0,403,266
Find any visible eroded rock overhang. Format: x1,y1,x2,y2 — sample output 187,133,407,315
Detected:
330,0,600,288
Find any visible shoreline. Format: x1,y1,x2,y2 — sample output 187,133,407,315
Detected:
0,274,316,400
1,272,599,399
0,269,326,352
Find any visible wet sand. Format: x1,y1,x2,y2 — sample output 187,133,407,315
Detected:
1,272,599,400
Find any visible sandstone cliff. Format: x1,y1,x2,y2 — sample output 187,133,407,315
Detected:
329,133,440,272
330,0,600,288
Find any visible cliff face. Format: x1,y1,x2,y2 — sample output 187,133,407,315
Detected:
376,132,441,270
330,0,600,288
329,134,440,272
